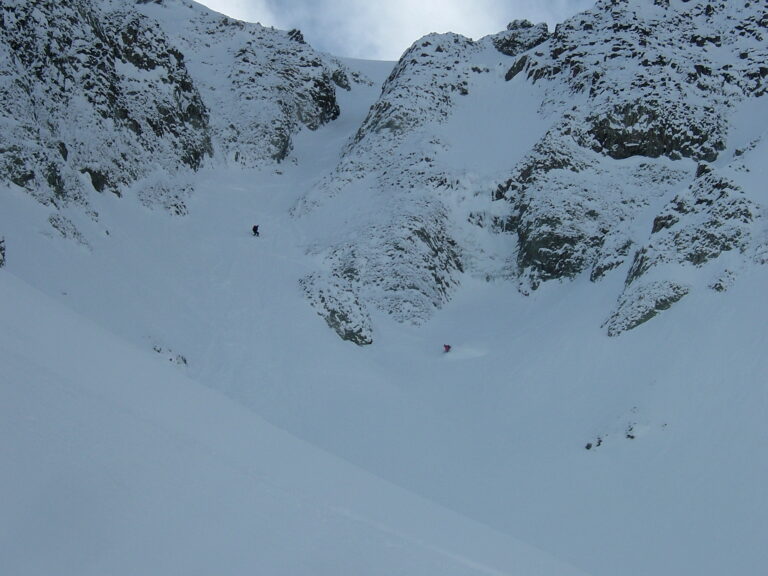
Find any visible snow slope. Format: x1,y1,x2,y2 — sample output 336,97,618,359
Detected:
2,74,767,574
1,1,767,575
0,272,587,576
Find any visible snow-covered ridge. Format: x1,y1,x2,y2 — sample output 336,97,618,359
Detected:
0,0,211,209
133,0,360,166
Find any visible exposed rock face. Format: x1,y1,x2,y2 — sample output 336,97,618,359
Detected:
633,169,756,276
489,0,767,332
296,31,523,343
299,0,767,342
496,127,690,290
496,0,767,288
0,0,211,207
0,0,349,217
138,1,350,165
605,163,759,335
604,280,689,336
300,273,374,346
517,0,766,159
493,20,549,58
0,236,5,268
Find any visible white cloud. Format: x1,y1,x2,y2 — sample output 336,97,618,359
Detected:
195,0,596,60
195,0,275,24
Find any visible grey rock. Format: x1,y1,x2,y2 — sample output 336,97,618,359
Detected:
300,273,374,346
604,281,689,336
48,214,89,247
606,166,758,335
627,170,755,285
494,20,549,58
0,0,211,206
491,0,766,311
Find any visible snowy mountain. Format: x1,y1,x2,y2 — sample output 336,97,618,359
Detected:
0,0,352,213
1,1,767,575
297,0,768,343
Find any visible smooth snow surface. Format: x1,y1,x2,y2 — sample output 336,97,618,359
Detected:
2,51,767,576
0,273,587,576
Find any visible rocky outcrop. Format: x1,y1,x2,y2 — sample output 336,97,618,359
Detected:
142,3,351,165
299,195,463,344
495,124,690,290
133,1,354,166
491,0,767,332
298,0,768,342
48,213,90,247
296,30,525,343
516,0,766,162
631,168,756,277
605,163,759,335
300,273,373,346
604,280,689,336
0,0,351,231
493,20,549,58
0,0,211,208
0,236,5,268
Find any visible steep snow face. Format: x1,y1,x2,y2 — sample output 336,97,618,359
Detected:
0,0,353,216
298,0,768,342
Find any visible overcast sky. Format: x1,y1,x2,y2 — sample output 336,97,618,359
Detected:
195,0,596,60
